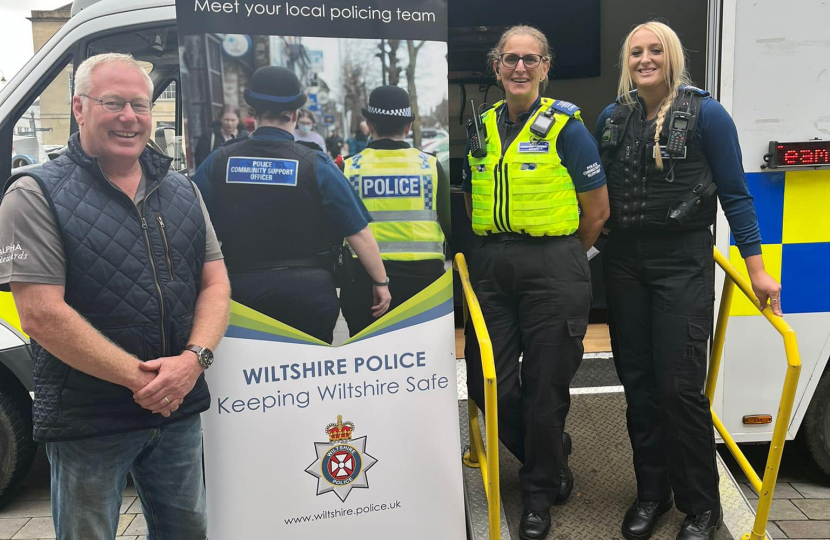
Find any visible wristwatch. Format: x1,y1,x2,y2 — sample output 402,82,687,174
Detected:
373,277,390,287
185,344,214,369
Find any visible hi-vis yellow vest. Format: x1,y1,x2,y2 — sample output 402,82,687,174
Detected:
344,147,445,261
469,98,581,237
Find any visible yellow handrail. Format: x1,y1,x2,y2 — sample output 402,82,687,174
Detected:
705,248,801,540
454,253,501,540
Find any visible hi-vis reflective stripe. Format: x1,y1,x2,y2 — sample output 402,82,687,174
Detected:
371,210,438,222
378,241,444,254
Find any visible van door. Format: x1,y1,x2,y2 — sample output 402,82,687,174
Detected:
0,16,184,181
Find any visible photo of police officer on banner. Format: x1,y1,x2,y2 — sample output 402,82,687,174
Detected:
340,85,451,336
183,33,449,344
192,66,391,343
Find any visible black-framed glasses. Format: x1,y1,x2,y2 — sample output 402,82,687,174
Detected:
499,53,547,69
80,94,153,115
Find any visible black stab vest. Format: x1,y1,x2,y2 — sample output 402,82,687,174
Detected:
601,88,717,231
208,136,332,272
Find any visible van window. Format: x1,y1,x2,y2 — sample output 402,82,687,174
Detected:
10,57,73,171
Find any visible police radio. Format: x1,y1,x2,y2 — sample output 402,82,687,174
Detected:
530,107,555,139
467,100,487,158
665,110,691,157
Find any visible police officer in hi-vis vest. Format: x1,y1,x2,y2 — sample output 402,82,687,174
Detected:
193,66,390,344
340,86,451,336
461,26,610,540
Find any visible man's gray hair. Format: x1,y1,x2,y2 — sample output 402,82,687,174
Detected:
74,53,154,98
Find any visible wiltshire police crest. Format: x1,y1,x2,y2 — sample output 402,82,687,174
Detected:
305,415,378,502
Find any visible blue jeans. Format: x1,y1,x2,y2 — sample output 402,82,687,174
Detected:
46,414,207,540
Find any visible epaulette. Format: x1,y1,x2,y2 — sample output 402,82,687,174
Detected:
549,99,580,116
682,85,710,97
615,90,638,104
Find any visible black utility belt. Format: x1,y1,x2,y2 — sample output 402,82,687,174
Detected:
480,232,574,244
234,254,332,272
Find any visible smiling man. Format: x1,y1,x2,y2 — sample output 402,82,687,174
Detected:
0,53,230,540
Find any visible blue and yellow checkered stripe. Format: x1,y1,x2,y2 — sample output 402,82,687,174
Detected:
729,170,830,316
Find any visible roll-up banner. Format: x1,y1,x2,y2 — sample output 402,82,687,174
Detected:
175,0,461,537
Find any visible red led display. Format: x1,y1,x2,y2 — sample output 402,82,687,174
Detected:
770,141,830,168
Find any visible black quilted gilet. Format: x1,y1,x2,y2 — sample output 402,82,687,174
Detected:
20,134,210,442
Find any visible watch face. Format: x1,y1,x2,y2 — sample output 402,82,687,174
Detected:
200,348,214,367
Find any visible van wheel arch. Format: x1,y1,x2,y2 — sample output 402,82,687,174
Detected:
798,368,830,479
0,365,37,509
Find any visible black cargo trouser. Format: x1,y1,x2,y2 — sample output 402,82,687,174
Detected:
603,228,720,514
341,259,445,336
229,267,340,344
465,234,591,512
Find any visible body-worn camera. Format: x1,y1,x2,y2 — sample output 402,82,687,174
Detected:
529,108,555,139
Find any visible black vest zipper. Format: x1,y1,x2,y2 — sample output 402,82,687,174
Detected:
140,183,167,356
96,165,169,356
156,214,176,281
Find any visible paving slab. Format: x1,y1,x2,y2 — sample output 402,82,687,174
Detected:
742,483,760,500
123,514,146,536
0,500,51,519
750,482,804,499
778,520,830,539
794,501,830,521
10,517,53,539
794,485,830,499
120,497,136,514
769,499,809,520
126,498,142,514
766,521,785,539
116,514,134,536
0,519,28,540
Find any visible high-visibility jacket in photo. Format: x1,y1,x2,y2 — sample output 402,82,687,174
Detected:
345,147,444,261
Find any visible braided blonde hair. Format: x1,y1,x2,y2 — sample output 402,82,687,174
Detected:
616,21,691,170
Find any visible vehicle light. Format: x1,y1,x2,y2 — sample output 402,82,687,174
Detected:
742,414,773,425
765,140,830,168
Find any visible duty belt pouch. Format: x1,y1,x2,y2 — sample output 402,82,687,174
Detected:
331,242,354,288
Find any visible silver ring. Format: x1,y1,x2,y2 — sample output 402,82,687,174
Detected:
771,298,780,303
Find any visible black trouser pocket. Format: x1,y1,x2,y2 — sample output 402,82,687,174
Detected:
674,317,709,393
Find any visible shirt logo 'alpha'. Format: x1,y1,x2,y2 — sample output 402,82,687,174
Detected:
226,157,299,186
361,175,422,198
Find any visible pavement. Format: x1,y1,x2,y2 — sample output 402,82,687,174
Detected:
3,351,830,539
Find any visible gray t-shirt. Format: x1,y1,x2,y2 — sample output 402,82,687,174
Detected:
0,174,223,287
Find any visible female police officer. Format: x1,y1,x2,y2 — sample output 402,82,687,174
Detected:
193,66,390,343
595,22,782,540
461,25,609,540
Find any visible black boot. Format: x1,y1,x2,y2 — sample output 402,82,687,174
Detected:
676,507,722,540
519,509,551,540
554,431,573,505
621,496,674,540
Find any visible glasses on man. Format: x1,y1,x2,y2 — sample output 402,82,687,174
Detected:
498,53,547,69
80,94,153,115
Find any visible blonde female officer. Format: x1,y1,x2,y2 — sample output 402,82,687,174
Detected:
596,21,781,540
